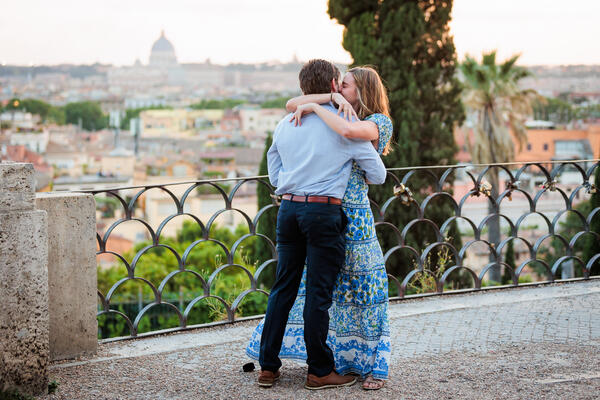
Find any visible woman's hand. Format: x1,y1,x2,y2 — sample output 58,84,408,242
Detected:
332,93,358,121
289,103,316,126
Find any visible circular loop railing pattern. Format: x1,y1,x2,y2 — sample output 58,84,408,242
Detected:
82,160,600,339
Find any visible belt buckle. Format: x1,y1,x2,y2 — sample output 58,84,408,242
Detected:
270,193,282,206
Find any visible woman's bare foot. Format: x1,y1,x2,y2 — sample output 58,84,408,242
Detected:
362,375,384,390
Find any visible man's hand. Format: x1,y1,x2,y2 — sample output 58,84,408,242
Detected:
332,93,358,121
289,103,316,126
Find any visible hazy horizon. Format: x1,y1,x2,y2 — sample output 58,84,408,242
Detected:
1,0,599,67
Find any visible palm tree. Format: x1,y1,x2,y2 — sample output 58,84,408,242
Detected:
459,51,540,283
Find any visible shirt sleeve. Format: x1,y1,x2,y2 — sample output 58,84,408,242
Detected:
350,140,387,184
267,132,282,187
365,113,393,155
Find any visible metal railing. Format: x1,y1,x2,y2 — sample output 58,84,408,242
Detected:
84,159,600,340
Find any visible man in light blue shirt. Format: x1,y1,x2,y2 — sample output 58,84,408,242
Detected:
267,103,387,197
258,59,387,391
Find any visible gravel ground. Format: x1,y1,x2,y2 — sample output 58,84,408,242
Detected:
39,281,600,399
41,341,600,400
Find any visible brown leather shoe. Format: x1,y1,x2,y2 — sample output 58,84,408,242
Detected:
258,370,280,388
305,371,357,390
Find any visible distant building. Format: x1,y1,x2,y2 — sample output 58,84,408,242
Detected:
183,61,226,89
124,95,167,109
149,30,178,68
142,156,199,178
107,60,165,89
198,151,236,175
220,109,242,132
101,147,135,177
139,109,190,137
45,140,90,176
9,129,49,153
455,125,600,164
138,108,226,137
0,111,38,130
106,31,301,93
238,107,287,135
515,126,600,162
108,30,185,88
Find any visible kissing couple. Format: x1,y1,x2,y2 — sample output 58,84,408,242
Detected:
246,59,393,391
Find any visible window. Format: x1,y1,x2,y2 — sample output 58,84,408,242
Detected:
555,140,591,158
543,143,549,151
526,143,532,151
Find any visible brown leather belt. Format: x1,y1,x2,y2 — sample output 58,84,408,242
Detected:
282,194,342,205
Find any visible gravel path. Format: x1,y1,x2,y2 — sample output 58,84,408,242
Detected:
41,280,600,399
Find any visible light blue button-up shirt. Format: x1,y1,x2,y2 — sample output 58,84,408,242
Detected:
267,104,387,198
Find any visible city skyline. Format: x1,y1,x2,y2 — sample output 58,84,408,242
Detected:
1,0,599,66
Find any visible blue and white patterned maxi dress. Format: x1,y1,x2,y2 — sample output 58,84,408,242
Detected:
246,113,393,380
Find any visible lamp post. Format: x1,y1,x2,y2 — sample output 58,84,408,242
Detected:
12,99,20,133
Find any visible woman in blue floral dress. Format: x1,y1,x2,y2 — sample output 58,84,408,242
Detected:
247,66,393,390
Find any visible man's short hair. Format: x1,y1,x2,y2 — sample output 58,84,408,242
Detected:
299,59,340,95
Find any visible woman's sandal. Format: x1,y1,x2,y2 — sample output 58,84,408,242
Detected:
362,375,385,390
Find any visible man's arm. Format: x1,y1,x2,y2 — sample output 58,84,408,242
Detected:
350,140,387,184
267,138,282,187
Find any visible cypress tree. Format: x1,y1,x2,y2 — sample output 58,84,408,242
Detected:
328,0,465,279
502,238,516,284
254,133,277,288
583,164,600,276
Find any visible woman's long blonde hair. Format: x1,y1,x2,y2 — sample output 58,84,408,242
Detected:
348,66,393,155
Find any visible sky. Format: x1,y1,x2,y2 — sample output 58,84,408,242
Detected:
1,0,599,66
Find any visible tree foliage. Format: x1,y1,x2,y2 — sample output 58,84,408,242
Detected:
260,97,288,109
327,0,465,279
532,96,600,125
97,221,267,338
459,51,540,283
5,98,50,119
502,234,516,284
190,99,247,110
64,101,108,131
536,200,592,279
583,165,600,276
253,133,278,288
533,97,574,125
3,97,64,123
459,51,539,165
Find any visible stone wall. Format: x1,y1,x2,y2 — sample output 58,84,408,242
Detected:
0,162,49,396
36,192,98,361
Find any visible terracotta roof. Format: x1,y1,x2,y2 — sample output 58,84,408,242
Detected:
2,145,51,173
45,140,76,154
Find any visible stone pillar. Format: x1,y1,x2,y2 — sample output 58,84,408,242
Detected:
36,192,98,360
0,162,49,396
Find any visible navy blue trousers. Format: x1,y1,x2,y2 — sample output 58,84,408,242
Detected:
259,199,347,377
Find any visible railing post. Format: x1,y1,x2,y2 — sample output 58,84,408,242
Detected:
0,162,49,396
36,191,97,361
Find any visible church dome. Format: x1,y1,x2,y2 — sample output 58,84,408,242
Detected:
151,31,175,53
149,30,178,68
